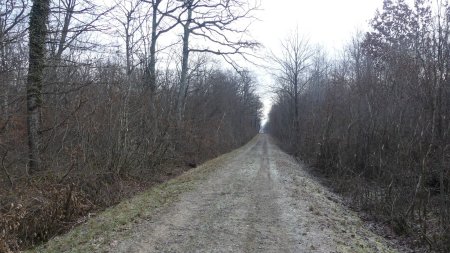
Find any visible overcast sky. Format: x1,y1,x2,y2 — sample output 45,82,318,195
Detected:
252,0,383,124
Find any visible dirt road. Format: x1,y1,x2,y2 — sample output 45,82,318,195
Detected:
107,135,397,253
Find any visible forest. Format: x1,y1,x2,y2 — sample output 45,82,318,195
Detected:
267,0,450,251
2,0,450,252
0,0,261,251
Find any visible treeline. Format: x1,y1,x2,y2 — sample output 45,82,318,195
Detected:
0,0,261,251
268,0,449,251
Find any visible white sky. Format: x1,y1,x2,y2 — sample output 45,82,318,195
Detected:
250,0,383,124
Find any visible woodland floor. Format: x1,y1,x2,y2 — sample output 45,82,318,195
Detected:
32,135,408,252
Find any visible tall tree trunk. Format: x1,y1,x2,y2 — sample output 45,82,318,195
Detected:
148,0,159,92
293,73,300,152
118,15,133,175
26,0,50,174
176,2,192,122
1,37,8,120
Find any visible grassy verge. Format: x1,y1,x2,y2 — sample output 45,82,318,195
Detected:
28,137,257,253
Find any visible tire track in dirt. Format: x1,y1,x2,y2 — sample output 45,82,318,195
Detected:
243,137,292,252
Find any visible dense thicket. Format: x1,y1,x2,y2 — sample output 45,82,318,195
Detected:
0,0,261,251
268,0,450,250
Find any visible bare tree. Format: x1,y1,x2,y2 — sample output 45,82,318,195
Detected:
141,0,181,91
270,30,312,150
0,0,28,120
171,0,260,121
113,0,146,77
47,0,109,71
